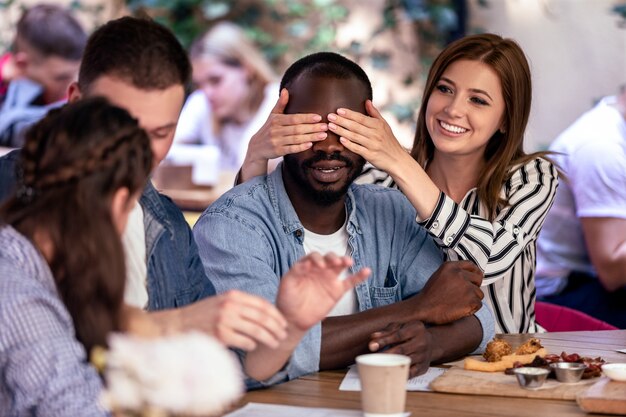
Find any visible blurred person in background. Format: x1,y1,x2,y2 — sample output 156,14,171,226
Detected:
168,21,279,185
536,84,626,329
0,4,86,147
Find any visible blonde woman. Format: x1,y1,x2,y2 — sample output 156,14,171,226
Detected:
170,22,279,178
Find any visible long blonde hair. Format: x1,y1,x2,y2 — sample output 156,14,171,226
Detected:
412,33,550,220
190,22,275,132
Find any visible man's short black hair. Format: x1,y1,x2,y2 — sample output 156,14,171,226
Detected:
15,4,86,60
78,16,191,93
280,52,373,100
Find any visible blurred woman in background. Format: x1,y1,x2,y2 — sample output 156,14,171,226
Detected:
168,22,279,184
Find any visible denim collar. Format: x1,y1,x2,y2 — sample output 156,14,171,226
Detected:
266,164,362,238
139,179,169,253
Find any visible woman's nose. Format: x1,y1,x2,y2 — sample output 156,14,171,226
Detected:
444,97,465,118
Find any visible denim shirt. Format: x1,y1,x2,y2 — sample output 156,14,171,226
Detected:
0,150,215,310
139,180,216,310
193,166,495,388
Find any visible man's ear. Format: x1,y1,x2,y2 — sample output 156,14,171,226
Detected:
67,82,82,103
13,51,29,72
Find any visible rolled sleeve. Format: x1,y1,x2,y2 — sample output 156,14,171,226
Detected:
470,300,495,354
418,191,471,249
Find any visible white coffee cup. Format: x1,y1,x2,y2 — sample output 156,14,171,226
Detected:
356,353,410,417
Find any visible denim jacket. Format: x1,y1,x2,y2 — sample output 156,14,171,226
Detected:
0,150,215,310
193,166,495,388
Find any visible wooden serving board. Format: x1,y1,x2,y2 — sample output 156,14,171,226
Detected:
430,367,597,400
577,378,626,415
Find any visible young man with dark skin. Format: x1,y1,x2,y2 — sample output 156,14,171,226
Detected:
194,52,494,387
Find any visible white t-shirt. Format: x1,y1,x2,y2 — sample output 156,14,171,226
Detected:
122,202,149,308
302,220,358,317
536,96,626,296
168,83,280,183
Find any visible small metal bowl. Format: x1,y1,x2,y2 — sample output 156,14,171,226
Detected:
549,362,586,383
512,367,550,389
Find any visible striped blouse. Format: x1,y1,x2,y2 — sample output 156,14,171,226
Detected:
357,157,559,333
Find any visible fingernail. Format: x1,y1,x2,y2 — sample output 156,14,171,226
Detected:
319,124,328,131
369,342,379,352
337,108,346,115
327,113,337,121
328,123,337,130
317,133,327,139
305,142,313,148
313,115,322,122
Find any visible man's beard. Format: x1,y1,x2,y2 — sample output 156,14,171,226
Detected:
284,151,365,206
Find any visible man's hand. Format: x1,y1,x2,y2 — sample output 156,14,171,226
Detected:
240,88,328,182
277,252,370,331
412,261,484,325
175,290,289,351
244,253,370,381
368,321,433,378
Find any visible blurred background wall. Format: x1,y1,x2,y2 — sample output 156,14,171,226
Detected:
470,0,626,150
1,0,624,151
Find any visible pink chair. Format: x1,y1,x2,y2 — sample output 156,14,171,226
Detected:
535,301,618,332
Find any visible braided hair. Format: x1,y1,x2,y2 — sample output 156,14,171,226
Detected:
1,97,152,354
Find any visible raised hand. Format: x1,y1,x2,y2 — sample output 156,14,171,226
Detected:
411,260,484,325
175,290,289,351
368,321,433,377
276,252,370,331
240,88,329,181
327,100,407,174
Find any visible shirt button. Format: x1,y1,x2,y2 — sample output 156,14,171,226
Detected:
446,235,454,243
513,228,519,235
432,220,439,229
295,230,303,237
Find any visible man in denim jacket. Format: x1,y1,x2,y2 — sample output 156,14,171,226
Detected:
194,52,495,388
0,17,291,351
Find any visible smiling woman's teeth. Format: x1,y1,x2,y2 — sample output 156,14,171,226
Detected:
440,120,467,134
316,167,341,173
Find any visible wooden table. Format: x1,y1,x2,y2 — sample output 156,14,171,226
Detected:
152,165,237,212
235,331,626,416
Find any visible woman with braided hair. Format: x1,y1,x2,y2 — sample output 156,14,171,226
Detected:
0,97,370,416
0,97,152,416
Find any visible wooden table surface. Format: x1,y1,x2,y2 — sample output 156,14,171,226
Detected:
152,165,237,212
235,330,626,417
